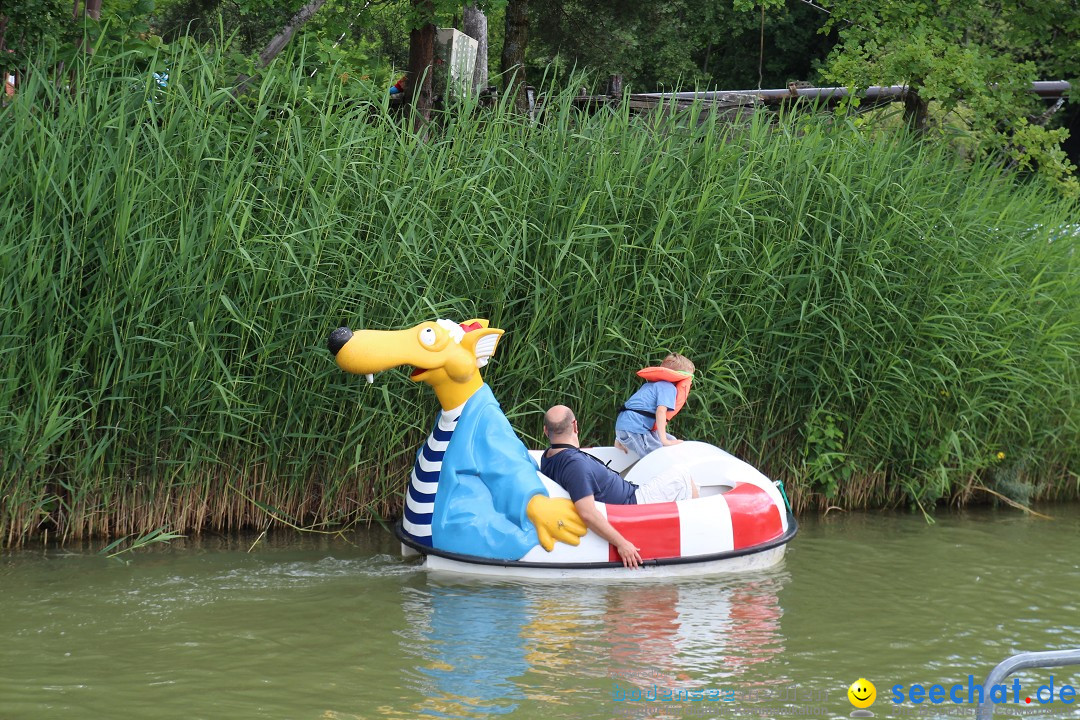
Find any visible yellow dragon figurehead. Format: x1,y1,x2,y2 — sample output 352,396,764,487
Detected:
327,317,585,554
328,318,503,410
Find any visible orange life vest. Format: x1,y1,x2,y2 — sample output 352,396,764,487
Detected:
622,366,693,430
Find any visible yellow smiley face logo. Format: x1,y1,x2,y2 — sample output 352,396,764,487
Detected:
848,678,876,708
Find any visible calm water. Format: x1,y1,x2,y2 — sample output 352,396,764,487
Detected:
1,506,1078,720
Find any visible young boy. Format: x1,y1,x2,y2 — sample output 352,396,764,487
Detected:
614,353,695,458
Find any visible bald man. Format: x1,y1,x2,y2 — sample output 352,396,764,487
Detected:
540,405,698,568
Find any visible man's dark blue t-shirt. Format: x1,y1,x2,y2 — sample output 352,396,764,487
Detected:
540,447,638,505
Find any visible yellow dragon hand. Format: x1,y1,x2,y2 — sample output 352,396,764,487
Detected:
526,495,587,551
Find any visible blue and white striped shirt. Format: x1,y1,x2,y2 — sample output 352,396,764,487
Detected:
402,404,463,545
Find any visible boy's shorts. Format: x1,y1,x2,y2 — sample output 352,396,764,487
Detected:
632,469,695,504
615,429,676,459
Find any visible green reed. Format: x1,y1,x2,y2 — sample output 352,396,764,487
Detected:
1,39,1077,543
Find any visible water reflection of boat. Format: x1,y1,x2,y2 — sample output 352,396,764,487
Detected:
393,573,788,718
398,583,529,717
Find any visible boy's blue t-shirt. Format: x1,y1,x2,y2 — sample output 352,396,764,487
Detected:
615,380,678,434
540,448,638,505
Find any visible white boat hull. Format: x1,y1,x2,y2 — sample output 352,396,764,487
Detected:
397,441,797,577
421,543,789,580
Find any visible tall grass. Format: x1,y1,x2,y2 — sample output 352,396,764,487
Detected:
1,39,1077,544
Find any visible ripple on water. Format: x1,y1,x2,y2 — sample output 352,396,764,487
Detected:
212,554,421,588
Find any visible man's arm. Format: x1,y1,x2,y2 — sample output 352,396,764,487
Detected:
573,495,642,569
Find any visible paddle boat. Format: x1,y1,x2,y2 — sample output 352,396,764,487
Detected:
422,441,796,579
327,317,796,579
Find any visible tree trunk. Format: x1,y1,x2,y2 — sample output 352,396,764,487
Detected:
232,0,329,94
73,0,102,20
903,88,929,135
500,0,529,112
462,2,488,94
72,0,103,58
257,0,329,68
407,0,436,130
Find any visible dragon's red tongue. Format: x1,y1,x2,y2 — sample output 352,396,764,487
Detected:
410,367,423,378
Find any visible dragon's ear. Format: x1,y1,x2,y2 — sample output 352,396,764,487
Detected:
460,327,504,368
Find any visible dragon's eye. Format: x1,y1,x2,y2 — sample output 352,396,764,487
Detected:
419,327,438,347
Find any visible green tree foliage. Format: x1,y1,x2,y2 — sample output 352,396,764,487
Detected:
154,0,376,57
1,0,72,72
352,0,413,71
153,0,296,52
809,0,1080,196
696,1,836,90
527,0,836,91
3,0,166,79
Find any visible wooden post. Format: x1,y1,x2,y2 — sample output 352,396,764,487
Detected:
606,74,623,98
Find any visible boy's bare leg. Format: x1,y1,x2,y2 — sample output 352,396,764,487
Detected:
614,439,627,453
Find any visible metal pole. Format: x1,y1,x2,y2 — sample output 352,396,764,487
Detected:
976,649,1080,720
635,81,1071,105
